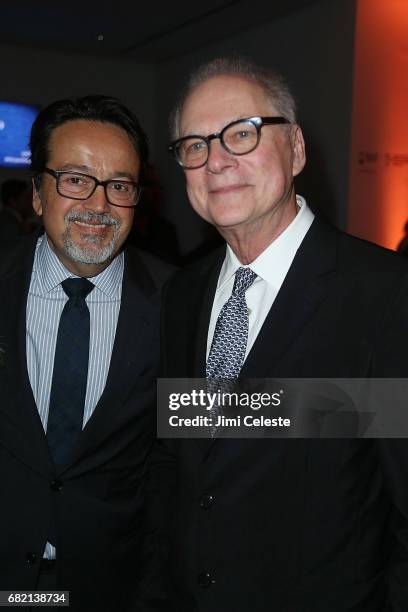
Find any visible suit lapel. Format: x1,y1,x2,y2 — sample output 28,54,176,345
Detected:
173,248,225,456
190,221,338,379
61,247,159,472
0,234,54,476
242,218,337,378
192,249,225,377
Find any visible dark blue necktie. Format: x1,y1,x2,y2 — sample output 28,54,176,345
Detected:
47,277,94,467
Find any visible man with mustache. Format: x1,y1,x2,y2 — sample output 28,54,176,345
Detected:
156,57,408,610
0,96,172,611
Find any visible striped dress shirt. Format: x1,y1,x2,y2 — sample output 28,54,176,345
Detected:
27,234,123,430
26,234,123,559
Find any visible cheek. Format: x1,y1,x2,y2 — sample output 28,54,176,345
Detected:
117,209,134,234
42,203,67,230
186,178,207,210
255,156,289,191
40,183,72,217
40,209,69,252
187,190,211,223
186,175,208,201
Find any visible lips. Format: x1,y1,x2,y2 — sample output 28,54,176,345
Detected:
73,220,112,234
74,221,108,229
209,184,249,194
66,210,119,227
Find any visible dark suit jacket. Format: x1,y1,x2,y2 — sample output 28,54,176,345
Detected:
156,218,408,611
0,233,173,611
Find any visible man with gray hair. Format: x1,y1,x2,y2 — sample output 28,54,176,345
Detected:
155,57,408,611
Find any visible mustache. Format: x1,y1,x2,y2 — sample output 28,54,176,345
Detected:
65,210,120,226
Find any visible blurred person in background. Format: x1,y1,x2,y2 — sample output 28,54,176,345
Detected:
0,178,34,239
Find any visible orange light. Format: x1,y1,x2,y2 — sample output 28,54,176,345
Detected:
348,0,408,250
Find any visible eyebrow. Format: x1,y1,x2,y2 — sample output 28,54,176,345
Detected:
56,164,138,181
182,115,258,137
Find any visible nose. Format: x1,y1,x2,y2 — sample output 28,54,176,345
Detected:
206,139,238,174
83,184,110,212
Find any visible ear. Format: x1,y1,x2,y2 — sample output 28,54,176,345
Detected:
291,125,306,177
32,178,43,216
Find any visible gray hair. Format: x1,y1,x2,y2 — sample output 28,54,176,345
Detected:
170,56,297,140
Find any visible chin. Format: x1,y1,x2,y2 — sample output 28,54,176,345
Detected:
209,209,250,230
64,237,118,266
206,201,248,228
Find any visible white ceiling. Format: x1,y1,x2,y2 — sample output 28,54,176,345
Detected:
2,0,317,61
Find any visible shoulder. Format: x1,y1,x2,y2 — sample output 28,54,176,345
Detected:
310,216,408,281
310,220,408,322
165,245,226,292
159,245,226,326
124,245,177,293
336,227,408,281
0,232,37,279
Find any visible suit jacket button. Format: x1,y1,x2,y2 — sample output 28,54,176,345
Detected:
26,552,37,565
197,571,215,588
50,479,63,492
200,494,215,509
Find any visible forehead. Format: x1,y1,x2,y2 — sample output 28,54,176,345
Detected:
47,119,140,169
180,75,276,135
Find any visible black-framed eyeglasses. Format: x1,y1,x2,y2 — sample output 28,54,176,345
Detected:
42,168,142,208
168,116,291,170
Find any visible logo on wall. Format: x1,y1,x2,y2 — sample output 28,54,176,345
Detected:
358,151,379,173
358,151,408,172
385,153,408,168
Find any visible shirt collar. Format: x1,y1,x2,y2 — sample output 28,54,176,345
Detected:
34,234,124,298
217,195,315,292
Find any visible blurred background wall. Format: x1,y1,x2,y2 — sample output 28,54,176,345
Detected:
2,0,406,258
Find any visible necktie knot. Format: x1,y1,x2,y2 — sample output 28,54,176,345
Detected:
61,277,94,300
232,267,257,295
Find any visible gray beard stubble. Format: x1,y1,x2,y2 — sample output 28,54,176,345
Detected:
62,210,122,265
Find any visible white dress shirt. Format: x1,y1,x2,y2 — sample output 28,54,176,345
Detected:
207,195,315,360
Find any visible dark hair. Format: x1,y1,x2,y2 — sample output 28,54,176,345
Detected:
170,56,297,139
30,95,149,188
1,179,29,206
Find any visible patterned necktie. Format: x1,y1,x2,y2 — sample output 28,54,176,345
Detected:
206,267,257,379
47,277,94,467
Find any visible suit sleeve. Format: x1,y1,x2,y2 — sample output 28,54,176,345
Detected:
132,279,178,612
132,438,177,612
374,271,408,610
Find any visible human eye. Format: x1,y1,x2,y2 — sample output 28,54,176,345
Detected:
191,141,206,151
238,128,251,139
60,173,90,191
63,174,85,184
110,180,131,193
230,126,254,141
224,121,257,152
183,139,206,155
